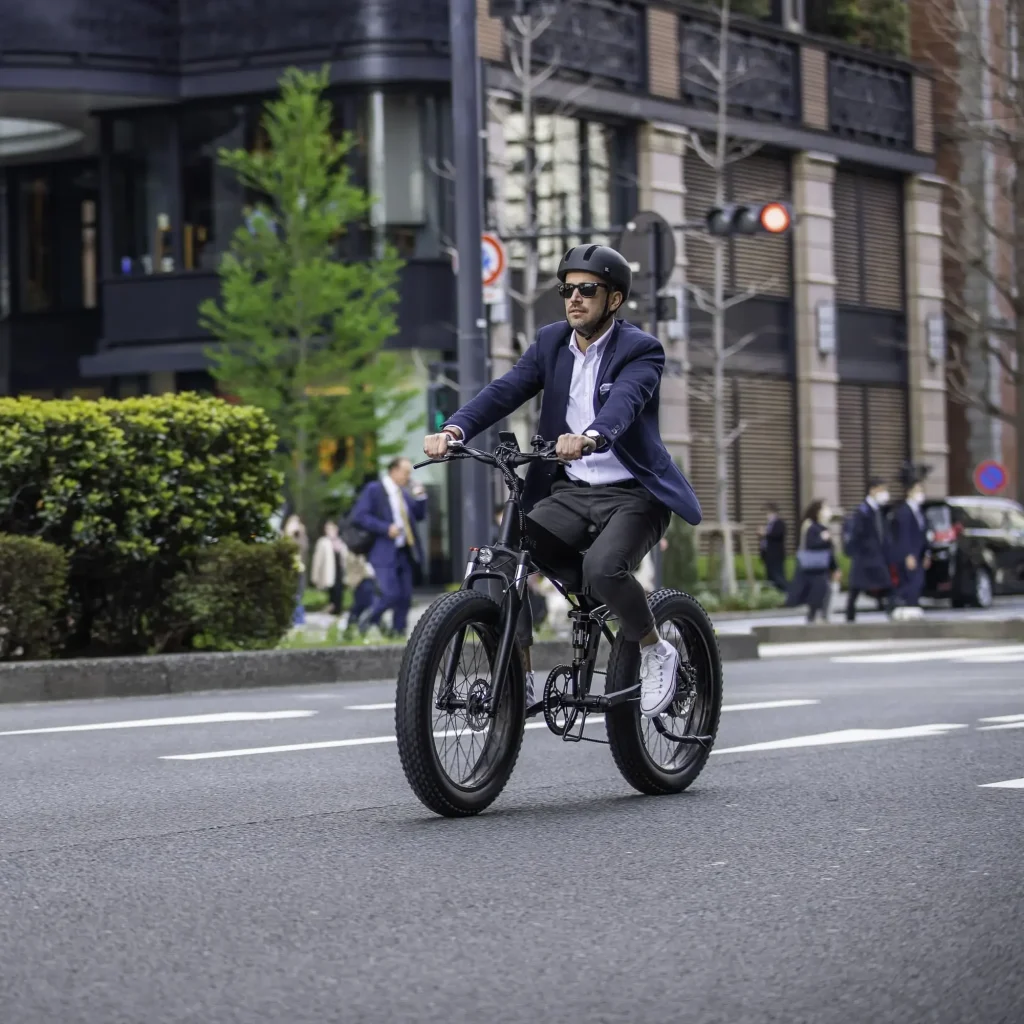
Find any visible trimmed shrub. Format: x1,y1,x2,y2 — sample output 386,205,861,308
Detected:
0,536,69,660
0,394,283,654
166,538,298,652
661,515,700,593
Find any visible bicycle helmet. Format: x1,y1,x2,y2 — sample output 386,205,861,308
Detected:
556,244,632,302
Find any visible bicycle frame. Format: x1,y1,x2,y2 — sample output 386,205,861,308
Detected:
422,435,644,724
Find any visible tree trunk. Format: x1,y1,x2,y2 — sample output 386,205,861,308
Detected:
521,19,542,436
1015,0,1024,502
714,0,738,595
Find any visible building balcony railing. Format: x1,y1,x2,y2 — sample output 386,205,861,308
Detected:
483,1,933,158
98,260,454,353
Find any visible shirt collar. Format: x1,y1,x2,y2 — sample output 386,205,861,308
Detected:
382,475,400,497
570,321,614,358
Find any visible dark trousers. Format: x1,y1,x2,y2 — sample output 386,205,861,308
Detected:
763,557,787,593
366,549,415,634
349,578,376,624
846,587,892,621
515,478,671,647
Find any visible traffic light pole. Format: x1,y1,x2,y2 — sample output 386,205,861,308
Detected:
450,0,492,570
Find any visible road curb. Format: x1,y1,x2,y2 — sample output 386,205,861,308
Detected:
0,634,760,705
751,618,1024,645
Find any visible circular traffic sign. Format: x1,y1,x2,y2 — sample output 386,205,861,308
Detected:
973,460,1008,495
481,233,506,287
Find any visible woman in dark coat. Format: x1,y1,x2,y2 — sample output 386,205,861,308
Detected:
786,499,840,623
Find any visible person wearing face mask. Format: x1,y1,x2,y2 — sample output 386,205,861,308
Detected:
786,499,840,622
844,476,894,622
890,465,931,618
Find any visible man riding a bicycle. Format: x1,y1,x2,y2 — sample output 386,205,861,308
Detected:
423,244,703,719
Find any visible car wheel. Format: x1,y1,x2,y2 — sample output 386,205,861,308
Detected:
974,566,994,609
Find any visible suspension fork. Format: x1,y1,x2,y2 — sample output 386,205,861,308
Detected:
484,551,529,716
436,548,480,709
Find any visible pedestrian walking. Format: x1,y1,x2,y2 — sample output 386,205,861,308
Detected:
343,541,378,638
891,465,931,619
843,477,894,621
759,503,788,593
283,514,309,626
786,499,839,623
311,520,345,616
349,456,427,639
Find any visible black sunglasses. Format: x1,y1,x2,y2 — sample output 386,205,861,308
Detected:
557,281,608,299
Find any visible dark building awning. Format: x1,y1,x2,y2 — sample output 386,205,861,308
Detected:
79,342,213,378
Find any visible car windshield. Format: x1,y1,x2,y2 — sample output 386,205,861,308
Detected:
925,505,952,531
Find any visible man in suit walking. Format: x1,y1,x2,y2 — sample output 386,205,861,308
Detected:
350,456,427,638
422,244,702,719
845,476,894,621
759,503,788,592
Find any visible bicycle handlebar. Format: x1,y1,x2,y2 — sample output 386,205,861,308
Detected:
413,437,581,471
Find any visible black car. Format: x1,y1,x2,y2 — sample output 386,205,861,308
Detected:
921,496,1024,608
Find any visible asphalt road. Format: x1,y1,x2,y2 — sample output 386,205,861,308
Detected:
2,641,1022,1024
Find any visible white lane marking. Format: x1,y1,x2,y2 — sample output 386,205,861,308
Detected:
979,777,1024,789
162,719,563,760
722,699,819,712
831,646,1024,665
979,714,1024,724
711,723,968,756
0,710,317,738
344,698,820,714
761,640,964,659
978,722,1024,732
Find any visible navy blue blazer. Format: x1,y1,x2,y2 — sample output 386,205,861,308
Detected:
351,479,427,568
847,500,893,592
444,319,702,525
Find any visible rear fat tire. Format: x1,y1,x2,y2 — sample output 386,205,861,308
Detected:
604,589,724,796
395,589,526,817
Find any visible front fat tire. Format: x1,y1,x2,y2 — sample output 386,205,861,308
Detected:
395,589,526,818
604,589,724,797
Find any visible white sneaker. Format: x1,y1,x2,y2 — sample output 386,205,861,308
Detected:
640,639,679,718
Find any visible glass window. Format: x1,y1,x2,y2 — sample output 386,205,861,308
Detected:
1003,507,1024,531
503,111,630,276
181,106,248,271
111,116,176,276
18,175,53,312
367,92,451,259
81,198,97,309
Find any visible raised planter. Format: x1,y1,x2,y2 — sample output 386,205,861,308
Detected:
0,634,760,705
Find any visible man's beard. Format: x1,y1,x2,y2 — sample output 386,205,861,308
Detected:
567,307,606,339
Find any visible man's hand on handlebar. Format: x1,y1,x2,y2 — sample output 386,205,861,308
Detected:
423,429,461,460
555,433,597,461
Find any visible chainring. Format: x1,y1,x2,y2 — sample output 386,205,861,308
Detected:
542,665,579,736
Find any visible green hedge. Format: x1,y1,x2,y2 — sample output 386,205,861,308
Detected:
0,536,69,660
167,538,297,652
0,394,284,655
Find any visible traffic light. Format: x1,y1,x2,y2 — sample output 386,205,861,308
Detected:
427,380,459,434
706,202,793,237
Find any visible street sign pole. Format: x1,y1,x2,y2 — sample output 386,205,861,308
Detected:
450,0,491,573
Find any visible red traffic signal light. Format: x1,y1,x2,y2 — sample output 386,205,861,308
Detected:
706,202,793,237
759,202,791,233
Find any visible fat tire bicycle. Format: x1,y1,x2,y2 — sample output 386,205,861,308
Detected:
395,432,724,818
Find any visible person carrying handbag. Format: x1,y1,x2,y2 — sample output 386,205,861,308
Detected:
786,499,840,623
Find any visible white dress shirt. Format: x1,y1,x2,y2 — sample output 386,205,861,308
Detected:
381,474,409,548
564,325,634,485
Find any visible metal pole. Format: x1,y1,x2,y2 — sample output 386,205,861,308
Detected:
450,0,492,571
648,220,664,590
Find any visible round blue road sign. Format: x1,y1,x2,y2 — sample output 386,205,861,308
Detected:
973,460,1008,495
